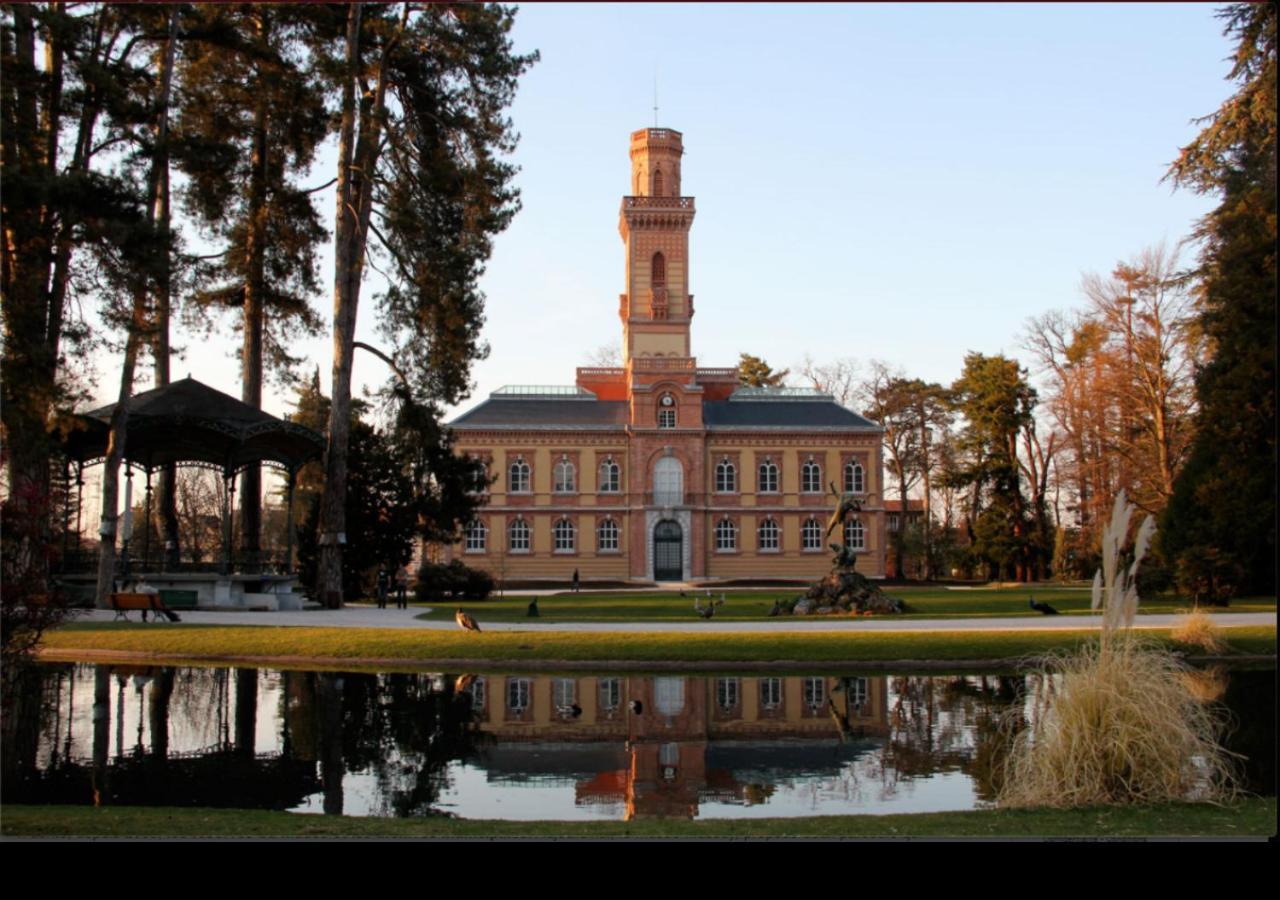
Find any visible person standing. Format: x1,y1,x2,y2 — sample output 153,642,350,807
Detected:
395,564,410,609
376,565,391,609
572,568,580,593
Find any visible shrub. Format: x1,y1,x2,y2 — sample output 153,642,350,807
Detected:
1171,608,1227,654
998,492,1238,808
416,561,493,603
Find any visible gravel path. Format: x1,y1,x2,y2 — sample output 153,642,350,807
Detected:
76,607,1276,634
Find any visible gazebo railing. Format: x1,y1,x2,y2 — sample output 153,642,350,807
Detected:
56,548,296,577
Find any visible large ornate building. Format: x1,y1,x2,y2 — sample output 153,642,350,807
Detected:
448,127,885,584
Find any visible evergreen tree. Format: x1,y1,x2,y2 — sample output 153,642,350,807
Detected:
175,4,333,565
737,353,790,387
1161,4,1276,598
2,4,154,526
317,4,536,605
949,354,1039,581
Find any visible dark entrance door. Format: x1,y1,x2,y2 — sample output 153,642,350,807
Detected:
654,519,682,581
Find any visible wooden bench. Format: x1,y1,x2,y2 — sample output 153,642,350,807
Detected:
108,592,179,622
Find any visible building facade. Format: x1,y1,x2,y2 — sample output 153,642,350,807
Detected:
448,127,885,584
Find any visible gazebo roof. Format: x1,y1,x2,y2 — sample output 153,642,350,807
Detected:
62,377,324,476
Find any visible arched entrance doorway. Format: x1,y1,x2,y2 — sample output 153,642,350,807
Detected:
653,519,683,581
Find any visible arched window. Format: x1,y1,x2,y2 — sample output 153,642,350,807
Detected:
803,677,826,712
758,459,779,493
469,460,489,494
657,392,676,429
652,251,666,285
509,456,531,493
760,677,783,711
508,519,530,553
553,517,576,552
714,458,737,493
599,678,622,713
598,457,620,493
653,168,664,197
654,456,683,505
716,677,740,713
465,519,487,552
597,518,619,552
801,458,822,493
507,678,531,714
844,460,865,494
715,518,737,552
844,517,865,550
553,457,576,493
802,517,823,551
758,518,780,551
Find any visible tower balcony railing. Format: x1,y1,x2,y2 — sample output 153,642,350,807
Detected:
632,357,697,372
622,196,695,210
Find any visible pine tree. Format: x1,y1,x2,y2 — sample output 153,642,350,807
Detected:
949,354,1039,581
1161,4,1276,598
175,4,333,566
737,353,790,387
317,4,535,606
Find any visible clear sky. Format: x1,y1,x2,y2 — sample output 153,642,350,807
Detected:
89,2,1235,422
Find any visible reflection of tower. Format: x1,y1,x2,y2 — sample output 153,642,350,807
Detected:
624,676,708,819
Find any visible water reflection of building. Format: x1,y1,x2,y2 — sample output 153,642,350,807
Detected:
465,675,889,819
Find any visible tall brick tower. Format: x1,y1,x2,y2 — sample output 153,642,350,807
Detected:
618,128,701,429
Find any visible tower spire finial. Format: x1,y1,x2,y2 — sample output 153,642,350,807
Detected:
653,66,659,127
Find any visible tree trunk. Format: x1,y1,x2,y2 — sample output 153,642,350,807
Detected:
318,4,396,606
93,15,175,606
317,5,363,608
151,11,180,570
239,15,270,569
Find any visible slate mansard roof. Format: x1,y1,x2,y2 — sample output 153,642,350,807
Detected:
448,387,882,432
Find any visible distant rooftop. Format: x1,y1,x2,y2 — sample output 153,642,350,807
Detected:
490,385,596,399
729,386,835,401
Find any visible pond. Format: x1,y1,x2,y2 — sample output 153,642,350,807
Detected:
3,664,1272,820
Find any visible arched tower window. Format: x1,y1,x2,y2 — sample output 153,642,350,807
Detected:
652,252,666,286
653,168,664,197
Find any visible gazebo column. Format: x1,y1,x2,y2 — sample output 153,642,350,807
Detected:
285,471,297,574
74,463,85,561
142,470,153,572
220,471,236,576
61,460,72,573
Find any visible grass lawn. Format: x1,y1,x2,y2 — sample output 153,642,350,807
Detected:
42,621,1276,669
412,586,1277,623
3,799,1274,838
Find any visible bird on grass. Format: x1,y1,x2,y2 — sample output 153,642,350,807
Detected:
1028,597,1060,616
455,608,482,632
767,599,782,617
527,597,540,618
694,595,725,619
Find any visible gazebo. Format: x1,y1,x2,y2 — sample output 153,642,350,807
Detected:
60,377,324,609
